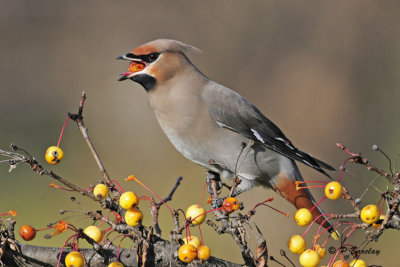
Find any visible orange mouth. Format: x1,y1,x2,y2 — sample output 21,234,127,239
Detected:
128,61,146,73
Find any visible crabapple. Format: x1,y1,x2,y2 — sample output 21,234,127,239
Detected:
324,181,343,200
93,184,108,199
299,249,320,267
360,204,380,224
295,208,313,226
182,235,201,248
185,204,206,225
65,251,84,267
197,245,211,261
124,207,143,227
45,146,64,165
287,235,306,254
178,244,197,263
19,225,36,241
83,225,103,243
119,191,139,210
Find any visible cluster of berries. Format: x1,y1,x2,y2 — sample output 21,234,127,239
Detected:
18,184,126,267
288,180,370,267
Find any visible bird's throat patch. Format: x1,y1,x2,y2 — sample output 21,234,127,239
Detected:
132,74,157,92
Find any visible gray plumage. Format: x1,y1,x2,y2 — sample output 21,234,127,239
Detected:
117,39,337,232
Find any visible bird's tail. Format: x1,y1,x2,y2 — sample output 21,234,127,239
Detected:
274,166,339,240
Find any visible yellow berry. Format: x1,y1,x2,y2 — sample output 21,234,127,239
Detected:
119,191,139,210
315,244,326,259
65,251,84,267
287,235,306,254
349,259,367,267
83,226,103,243
93,184,109,199
178,244,197,263
45,146,64,165
108,262,124,267
185,204,206,225
360,204,380,224
182,236,201,248
333,260,349,267
295,208,313,226
197,245,211,261
124,207,143,227
299,249,320,267
325,181,343,200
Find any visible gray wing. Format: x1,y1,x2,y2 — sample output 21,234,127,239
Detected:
202,83,335,178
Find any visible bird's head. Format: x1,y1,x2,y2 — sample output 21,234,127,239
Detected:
117,39,200,91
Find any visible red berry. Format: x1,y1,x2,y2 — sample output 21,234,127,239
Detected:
19,225,36,241
222,197,241,213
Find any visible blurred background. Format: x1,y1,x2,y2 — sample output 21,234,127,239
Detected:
1,1,400,266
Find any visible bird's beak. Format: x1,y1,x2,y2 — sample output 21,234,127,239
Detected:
117,54,147,81
116,54,132,60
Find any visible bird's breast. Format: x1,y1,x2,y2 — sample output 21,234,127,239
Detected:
151,94,222,167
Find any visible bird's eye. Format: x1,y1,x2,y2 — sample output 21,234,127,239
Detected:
148,52,160,62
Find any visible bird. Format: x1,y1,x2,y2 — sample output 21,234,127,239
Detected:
117,39,336,232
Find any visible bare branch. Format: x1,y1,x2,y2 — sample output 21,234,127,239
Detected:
70,92,112,185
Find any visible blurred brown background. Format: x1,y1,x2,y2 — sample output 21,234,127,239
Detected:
1,1,400,265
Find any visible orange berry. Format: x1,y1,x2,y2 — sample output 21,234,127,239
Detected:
333,260,350,267
178,244,197,263
315,244,326,259
45,146,64,165
51,220,68,236
360,204,380,224
295,208,313,226
65,251,84,267
197,245,211,261
324,181,343,200
222,197,241,213
128,62,145,73
8,210,17,217
185,205,206,225
372,215,385,229
19,225,36,241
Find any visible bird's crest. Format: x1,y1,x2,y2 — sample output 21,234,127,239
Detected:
131,39,201,56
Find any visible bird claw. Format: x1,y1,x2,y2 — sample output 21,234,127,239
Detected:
206,171,222,194
211,197,224,209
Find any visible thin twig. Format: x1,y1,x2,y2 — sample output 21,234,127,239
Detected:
152,177,183,236
70,92,111,184
27,158,97,201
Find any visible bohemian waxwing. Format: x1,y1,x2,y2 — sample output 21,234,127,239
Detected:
117,39,337,234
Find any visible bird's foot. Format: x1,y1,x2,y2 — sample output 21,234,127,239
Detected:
211,197,224,210
206,170,222,194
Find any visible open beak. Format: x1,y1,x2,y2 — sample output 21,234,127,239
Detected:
117,54,147,81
